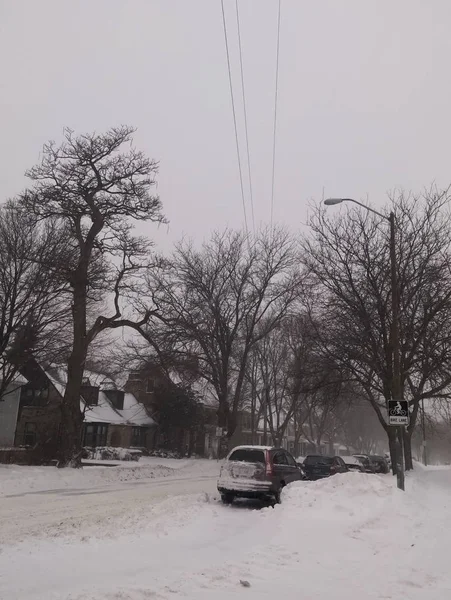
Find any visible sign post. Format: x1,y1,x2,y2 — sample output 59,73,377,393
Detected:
388,400,408,491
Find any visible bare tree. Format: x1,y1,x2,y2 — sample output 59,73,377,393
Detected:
0,201,70,398
21,126,165,466
302,188,451,469
135,228,301,444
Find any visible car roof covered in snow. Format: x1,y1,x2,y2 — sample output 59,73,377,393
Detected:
228,445,275,453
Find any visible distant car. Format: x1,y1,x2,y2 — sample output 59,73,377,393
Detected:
341,455,365,473
302,455,348,480
370,455,390,474
353,454,376,473
217,446,303,505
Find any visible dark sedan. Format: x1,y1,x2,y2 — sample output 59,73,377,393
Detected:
370,455,390,474
303,455,348,481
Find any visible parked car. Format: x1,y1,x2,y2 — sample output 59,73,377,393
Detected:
302,455,348,480
217,445,303,505
341,455,365,473
353,454,376,473
370,455,390,474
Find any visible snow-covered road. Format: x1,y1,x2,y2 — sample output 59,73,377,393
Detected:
1,462,451,600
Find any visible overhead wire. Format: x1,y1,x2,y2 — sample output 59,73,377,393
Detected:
235,0,255,233
270,0,282,225
220,0,249,234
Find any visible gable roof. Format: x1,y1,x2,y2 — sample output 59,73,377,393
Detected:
45,365,155,428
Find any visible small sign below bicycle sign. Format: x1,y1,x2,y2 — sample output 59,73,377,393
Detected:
388,400,409,426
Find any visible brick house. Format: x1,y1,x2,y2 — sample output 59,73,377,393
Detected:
0,360,156,463
124,366,222,457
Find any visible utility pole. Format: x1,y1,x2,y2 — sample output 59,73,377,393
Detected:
389,212,405,491
421,397,427,466
324,198,405,490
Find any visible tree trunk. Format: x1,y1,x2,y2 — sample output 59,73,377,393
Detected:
58,355,85,467
387,428,398,475
57,279,88,468
403,428,413,470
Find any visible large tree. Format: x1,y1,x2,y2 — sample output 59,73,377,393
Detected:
302,189,451,469
21,126,165,466
135,227,301,443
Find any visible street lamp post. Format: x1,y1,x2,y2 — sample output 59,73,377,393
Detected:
421,397,427,466
324,198,405,491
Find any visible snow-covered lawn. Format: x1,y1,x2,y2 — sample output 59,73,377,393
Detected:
0,457,218,497
1,465,450,599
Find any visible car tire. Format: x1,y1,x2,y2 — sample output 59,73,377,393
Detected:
221,493,235,505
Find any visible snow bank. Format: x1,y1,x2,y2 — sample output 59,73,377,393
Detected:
0,463,174,497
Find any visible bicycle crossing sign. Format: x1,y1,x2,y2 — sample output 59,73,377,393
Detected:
388,400,409,426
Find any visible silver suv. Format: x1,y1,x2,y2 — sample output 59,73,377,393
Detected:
217,445,303,505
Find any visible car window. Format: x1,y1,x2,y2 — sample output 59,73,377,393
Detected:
228,449,265,463
285,452,296,466
304,455,334,465
273,452,288,465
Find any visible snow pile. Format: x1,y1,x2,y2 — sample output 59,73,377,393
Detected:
0,457,219,498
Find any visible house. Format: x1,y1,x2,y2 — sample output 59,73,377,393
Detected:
0,359,156,464
124,365,222,457
46,368,157,450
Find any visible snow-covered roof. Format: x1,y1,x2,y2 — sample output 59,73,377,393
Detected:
83,390,155,427
45,365,155,428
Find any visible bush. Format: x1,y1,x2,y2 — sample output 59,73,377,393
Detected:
83,446,142,462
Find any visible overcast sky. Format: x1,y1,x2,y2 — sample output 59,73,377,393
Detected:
1,0,451,250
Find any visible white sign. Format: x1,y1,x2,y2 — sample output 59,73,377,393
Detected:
388,400,409,426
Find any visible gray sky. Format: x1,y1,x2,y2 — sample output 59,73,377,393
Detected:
1,0,451,250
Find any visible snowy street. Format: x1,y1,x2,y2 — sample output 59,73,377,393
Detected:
1,461,451,600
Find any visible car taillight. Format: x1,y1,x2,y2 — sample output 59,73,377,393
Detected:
265,450,273,476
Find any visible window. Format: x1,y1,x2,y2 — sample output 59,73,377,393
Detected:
285,452,297,466
304,455,334,466
146,378,155,393
131,427,147,447
83,423,108,447
241,413,252,431
228,449,265,464
273,452,288,466
24,423,36,446
21,384,49,406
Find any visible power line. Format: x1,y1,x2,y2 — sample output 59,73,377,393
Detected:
220,0,249,234
270,0,282,225
235,0,255,233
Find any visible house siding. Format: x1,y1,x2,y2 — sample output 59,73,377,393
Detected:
0,385,21,447
14,381,62,462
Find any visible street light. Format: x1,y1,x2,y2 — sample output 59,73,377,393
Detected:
324,197,405,491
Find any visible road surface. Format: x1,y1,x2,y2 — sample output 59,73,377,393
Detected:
0,468,219,544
